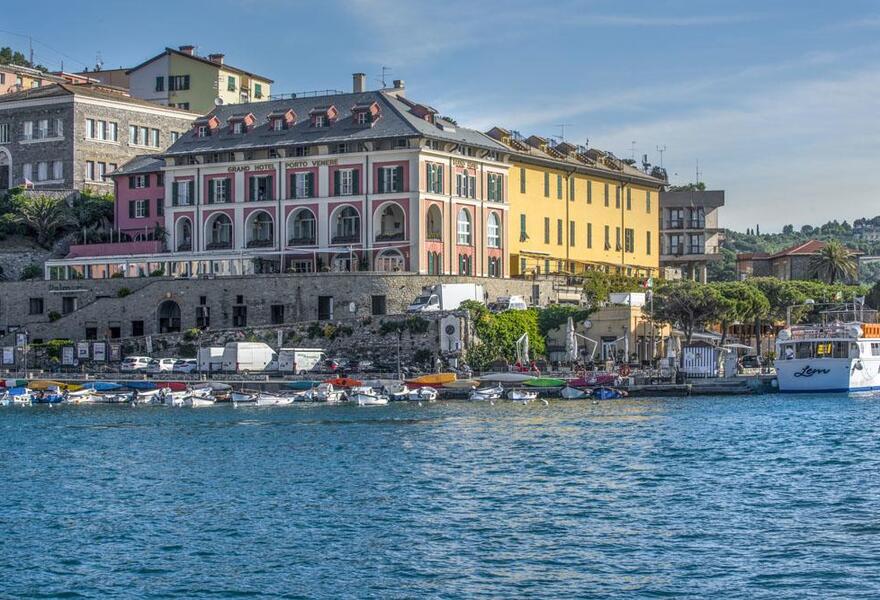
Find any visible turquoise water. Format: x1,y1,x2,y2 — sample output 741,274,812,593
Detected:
2,395,880,598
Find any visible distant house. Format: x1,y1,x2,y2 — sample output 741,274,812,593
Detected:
736,240,861,282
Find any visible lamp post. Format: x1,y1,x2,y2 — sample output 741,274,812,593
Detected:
786,299,815,327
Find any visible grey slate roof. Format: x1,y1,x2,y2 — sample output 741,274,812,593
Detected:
0,83,197,116
110,154,164,176
164,90,506,156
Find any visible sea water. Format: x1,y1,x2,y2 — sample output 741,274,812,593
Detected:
2,395,880,598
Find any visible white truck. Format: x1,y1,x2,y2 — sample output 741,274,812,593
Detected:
276,348,326,374
220,342,278,373
198,347,225,373
407,283,485,313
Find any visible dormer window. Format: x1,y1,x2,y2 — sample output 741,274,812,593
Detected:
273,119,283,131
233,122,243,134
193,115,221,138
227,113,256,135
267,109,296,132
310,105,338,128
351,101,380,127
314,114,326,128
356,112,369,125
197,126,207,138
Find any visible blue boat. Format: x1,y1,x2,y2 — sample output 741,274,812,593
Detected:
591,387,628,400
84,382,123,392
31,392,64,404
123,381,157,390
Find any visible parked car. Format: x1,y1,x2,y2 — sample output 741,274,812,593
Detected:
173,359,198,374
740,355,763,369
147,358,178,374
354,359,374,373
120,356,152,372
311,358,348,374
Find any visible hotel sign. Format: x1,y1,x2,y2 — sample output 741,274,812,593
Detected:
227,163,274,173
285,159,338,168
452,159,479,169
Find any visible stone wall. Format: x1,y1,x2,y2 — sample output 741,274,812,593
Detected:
0,244,53,280
0,272,552,344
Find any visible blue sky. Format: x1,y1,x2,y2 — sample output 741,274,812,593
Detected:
2,0,879,231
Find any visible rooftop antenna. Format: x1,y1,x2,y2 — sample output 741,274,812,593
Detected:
696,159,702,184
95,51,104,71
379,66,391,88
556,123,571,142
656,145,667,168
630,141,637,161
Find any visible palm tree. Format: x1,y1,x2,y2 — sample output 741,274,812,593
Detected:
12,194,73,248
809,240,857,284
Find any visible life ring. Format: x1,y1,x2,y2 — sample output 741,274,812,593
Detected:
619,365,631,377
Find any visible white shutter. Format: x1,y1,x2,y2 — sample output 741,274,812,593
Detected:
53,161,63,180
37,162,47,181
23,121,33,139
23,163,32,181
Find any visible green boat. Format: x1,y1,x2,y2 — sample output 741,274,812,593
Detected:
523,377,566,388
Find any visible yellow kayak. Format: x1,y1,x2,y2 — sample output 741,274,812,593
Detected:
29,380,82,391
442,379,479,389
406,372,457,386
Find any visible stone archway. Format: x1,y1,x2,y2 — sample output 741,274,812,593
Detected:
157,299,181,333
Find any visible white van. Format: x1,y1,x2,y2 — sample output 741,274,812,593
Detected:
490,296,528,312
221,342,277,373
276,348,326,374
120,356,152,372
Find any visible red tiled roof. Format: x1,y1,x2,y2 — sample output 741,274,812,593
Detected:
770,240,827,258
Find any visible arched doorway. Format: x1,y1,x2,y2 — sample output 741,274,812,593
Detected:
175,217,192,252
374,202,405,241
375,248,405,272
331,205,360,244
205,213,232,250
157,300,181,333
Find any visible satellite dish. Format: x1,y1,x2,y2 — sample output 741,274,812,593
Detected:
214,97,224,106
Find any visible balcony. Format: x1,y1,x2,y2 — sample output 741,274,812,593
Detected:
688,220,706,229
331,233,360,244
666,220,684,229
171,197,193,207
426,232,443,242
177,242,192,252
206,241,232,250
288,236,316,246
375,232,405,242
246,239,273,249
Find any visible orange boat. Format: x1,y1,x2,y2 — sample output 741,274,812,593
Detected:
406,372,457,386
324,377,363,388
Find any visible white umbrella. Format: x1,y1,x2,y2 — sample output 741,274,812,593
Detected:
565,317,578,363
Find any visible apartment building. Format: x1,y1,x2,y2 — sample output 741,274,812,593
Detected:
659,189,724,282
486,128,665,278
124,46,274,114
0,83,194,192
44,76,512,280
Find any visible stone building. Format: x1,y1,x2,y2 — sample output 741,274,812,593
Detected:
0,272,552,344
0,83,194,193
736,240,861,282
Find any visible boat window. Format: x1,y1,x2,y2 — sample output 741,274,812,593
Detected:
790,341,851,359
871,342,880,357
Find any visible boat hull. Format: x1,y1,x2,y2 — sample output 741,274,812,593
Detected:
776,358,880,393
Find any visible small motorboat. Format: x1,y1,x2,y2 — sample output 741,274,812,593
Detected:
407,386,438,402
560,385,589,400
231,391,257,405
386,383,411,401
130,388,169,405
469,384,504,401
185,393,216,408
66,389,99,404
31,387,65,404
308,383,345,403
287,380,321,391
1,387,32,406
255,392,295,406
591,387,629,400
507,389,538,402
349,386,389,406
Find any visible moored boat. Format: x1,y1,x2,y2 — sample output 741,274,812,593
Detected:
523,377,565,388
349,386,389,406
560,385,589,400
507,389,538,402
406,372,456,386
478,372,536,384
592,387,628,400
1,387,33,406
469,384,504,401
407,386,438,402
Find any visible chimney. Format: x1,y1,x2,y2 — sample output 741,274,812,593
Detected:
352,72,366,93
179,45,195,56
208,53,225,65
393,79,405,90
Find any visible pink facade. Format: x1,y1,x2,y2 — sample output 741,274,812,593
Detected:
372,160,410,193
113,172,165,238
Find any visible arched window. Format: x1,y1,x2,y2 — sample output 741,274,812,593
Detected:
375,203,405,241
375,248,405,272
457,208,471,245
175,217,192,252
246,211,274,248
332,206,360,243
288,209,316,245
487,212,501,248
206,213,232,250
426,205,442,241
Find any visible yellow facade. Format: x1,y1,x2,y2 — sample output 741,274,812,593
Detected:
507,159,661,278
168,54,271,114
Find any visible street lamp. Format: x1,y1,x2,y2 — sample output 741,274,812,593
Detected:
786,299,815,327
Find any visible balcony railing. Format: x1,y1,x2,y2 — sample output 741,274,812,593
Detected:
288,236,316,246
172,197,193,207
375,231,405,242
177,242,192,252
206,241,232,250
666,220,684,229
689,220,706,229
426,232,443,241
246,239,273,249
331,233,360,244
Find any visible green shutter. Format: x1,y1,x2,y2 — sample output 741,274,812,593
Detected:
208,179,215,204
395,166,403,191
438,165,444,193
377,168,385,194
172,181,179,205
144,200,150,218
352,169,360,194
334,170,340,196
128,176,135,189
307,173,314,197
129,201,135,218
426,164,433,192
249,177,257,202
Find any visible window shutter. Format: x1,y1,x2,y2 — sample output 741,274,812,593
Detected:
208,179,216,203
426,164,432,192
172,181,179,204
438,165,444,193
377,168,385,193
334,170,340,196
306,173,314,197
352,169,360,194
469,176,476,198
290,174,297,198
249,177,256,202
144,200,150,218
129,201,135,218
395,166,403,192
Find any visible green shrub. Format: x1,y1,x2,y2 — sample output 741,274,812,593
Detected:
306,322,323,338
178,343,197,358
110,272,124,279
48,311,61,322
19,264,42,280
117,287,131,298
183,327,201,342
149,268,165,277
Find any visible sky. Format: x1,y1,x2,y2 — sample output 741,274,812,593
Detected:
2,0,879,232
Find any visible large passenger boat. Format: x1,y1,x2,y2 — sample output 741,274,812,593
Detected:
776,308,880,393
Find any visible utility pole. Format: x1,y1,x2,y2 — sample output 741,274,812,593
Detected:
656,145,667,168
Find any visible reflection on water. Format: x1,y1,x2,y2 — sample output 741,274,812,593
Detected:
2,395,880,598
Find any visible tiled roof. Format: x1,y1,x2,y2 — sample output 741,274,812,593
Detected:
164,90,506,155
0,83,197,115
771,240,828,258
110,154,164,176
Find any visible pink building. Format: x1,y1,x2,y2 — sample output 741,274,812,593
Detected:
111,155,165,240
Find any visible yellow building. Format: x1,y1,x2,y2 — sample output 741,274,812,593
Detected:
487,128,665,278
124,46,273,114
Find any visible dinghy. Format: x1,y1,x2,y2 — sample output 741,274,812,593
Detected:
523,377,565,388
591,387,628,400
349,386,389,406
255,392,295,406
478,373,536,384
406,372,456,386
408,386,439,402
560,385,589,400
507,389,538,402
469,384,504,401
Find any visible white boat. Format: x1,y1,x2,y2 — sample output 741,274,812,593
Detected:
507,389,538,402
1,387,32,406
349,386,389,406
65,389,98,404
255,392,295,406
308,383,345,404
478,372,536,383
131,388,170,405
469,384,504,401
231,391,257,405
407,386,438,402
560,385,589,400
185,394,216,408
776,320,880,392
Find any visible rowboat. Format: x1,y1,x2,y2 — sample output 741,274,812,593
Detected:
478,373,536,383
406,372,456,386
84,382,123,392
592,387,629,400
287,380,321,391
442,379,479,390
66,389,99,404
308,383,345,403
408,386,438,402
124,381,158,390
231,391,257,405
523,377,566,388
469,384,504,401
560,385,589,400
507,389,538,402
30,380,81,391
255,392,295,406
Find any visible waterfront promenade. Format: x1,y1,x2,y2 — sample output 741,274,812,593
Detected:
2,395,879,598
